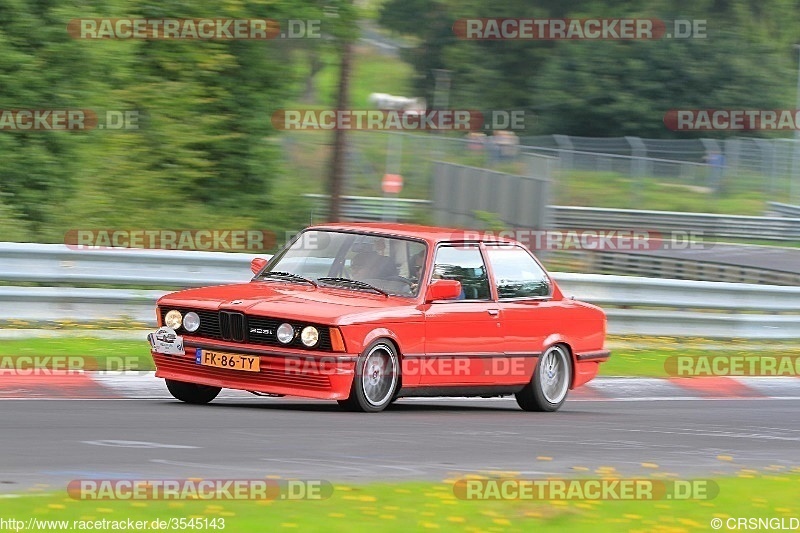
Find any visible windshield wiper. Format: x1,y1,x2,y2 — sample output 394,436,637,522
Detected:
317,277,388,296
258,271,317,287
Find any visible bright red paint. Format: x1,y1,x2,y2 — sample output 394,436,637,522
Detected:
151,223,609,409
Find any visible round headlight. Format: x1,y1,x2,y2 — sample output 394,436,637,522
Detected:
301,326,319,347
164,310,183,330
276,323,295,344
183,312,200,332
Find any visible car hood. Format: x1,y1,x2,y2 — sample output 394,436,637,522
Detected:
157,281,414,325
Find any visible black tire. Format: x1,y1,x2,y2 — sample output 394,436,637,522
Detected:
515,344,572,412
166,379,221,405
338,340,400,413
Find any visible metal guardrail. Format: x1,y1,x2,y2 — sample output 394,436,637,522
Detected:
2,242,800,338
306,196,800,243
555,273,800,312
304,194,429,222
766,201,800,219
300,197,798,284
0,286,165,323
0,242,261,288
555,249,800,286
550,205,800,241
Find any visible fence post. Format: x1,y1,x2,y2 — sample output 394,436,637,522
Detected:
625,136,647,178
553,134,574,171
700,139,722,190
753,139,776,196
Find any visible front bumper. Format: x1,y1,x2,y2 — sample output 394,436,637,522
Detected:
151,340,357,401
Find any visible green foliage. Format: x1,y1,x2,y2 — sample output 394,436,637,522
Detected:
0,0,358,243
554,171,768,214
378,0,800,138
534,33,793,138
0,192,30,241
473,210,507,231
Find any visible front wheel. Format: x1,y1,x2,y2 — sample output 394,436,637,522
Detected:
515,344,572,412
338,340,400,413
166,379,221,405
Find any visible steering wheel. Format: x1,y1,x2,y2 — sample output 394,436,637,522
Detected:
384,275,415,287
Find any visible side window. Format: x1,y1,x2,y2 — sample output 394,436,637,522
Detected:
485,245,551,298
432,246,491,300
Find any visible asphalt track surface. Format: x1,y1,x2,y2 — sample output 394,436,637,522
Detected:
1,397,798,492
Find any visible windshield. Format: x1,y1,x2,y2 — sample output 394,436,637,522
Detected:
259,230,428,297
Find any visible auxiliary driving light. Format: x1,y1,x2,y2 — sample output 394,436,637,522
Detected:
164,310,183,329
301,326,319,347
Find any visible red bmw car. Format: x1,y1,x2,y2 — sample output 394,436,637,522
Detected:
149,223,609,412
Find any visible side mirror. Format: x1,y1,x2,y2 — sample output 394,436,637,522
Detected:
425,279,462,302
250,257,268,275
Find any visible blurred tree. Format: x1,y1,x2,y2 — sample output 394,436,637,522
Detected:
533,34,792,137
0,0,92,235
378,0,455,104
378,0,800,137
0,0,354,241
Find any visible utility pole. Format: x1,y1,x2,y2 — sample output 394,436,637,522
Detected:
328,40,353,222
792,44,800,204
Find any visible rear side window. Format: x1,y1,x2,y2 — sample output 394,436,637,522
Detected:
485,245,551,298
432,246,491,300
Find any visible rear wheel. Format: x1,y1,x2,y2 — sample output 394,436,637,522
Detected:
166,379,221,405
338,341,399,413
515,344,571,412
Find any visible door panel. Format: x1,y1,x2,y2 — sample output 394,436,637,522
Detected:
421,301,502,385
420,244,507,386
485,245,558,385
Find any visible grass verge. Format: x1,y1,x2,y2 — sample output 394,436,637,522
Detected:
0,474,797,532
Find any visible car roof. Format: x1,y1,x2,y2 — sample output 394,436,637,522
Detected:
307,222,518,245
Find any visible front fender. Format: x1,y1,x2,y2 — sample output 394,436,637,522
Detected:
342,325,422,387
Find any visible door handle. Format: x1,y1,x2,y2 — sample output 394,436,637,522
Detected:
487,309,499,317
